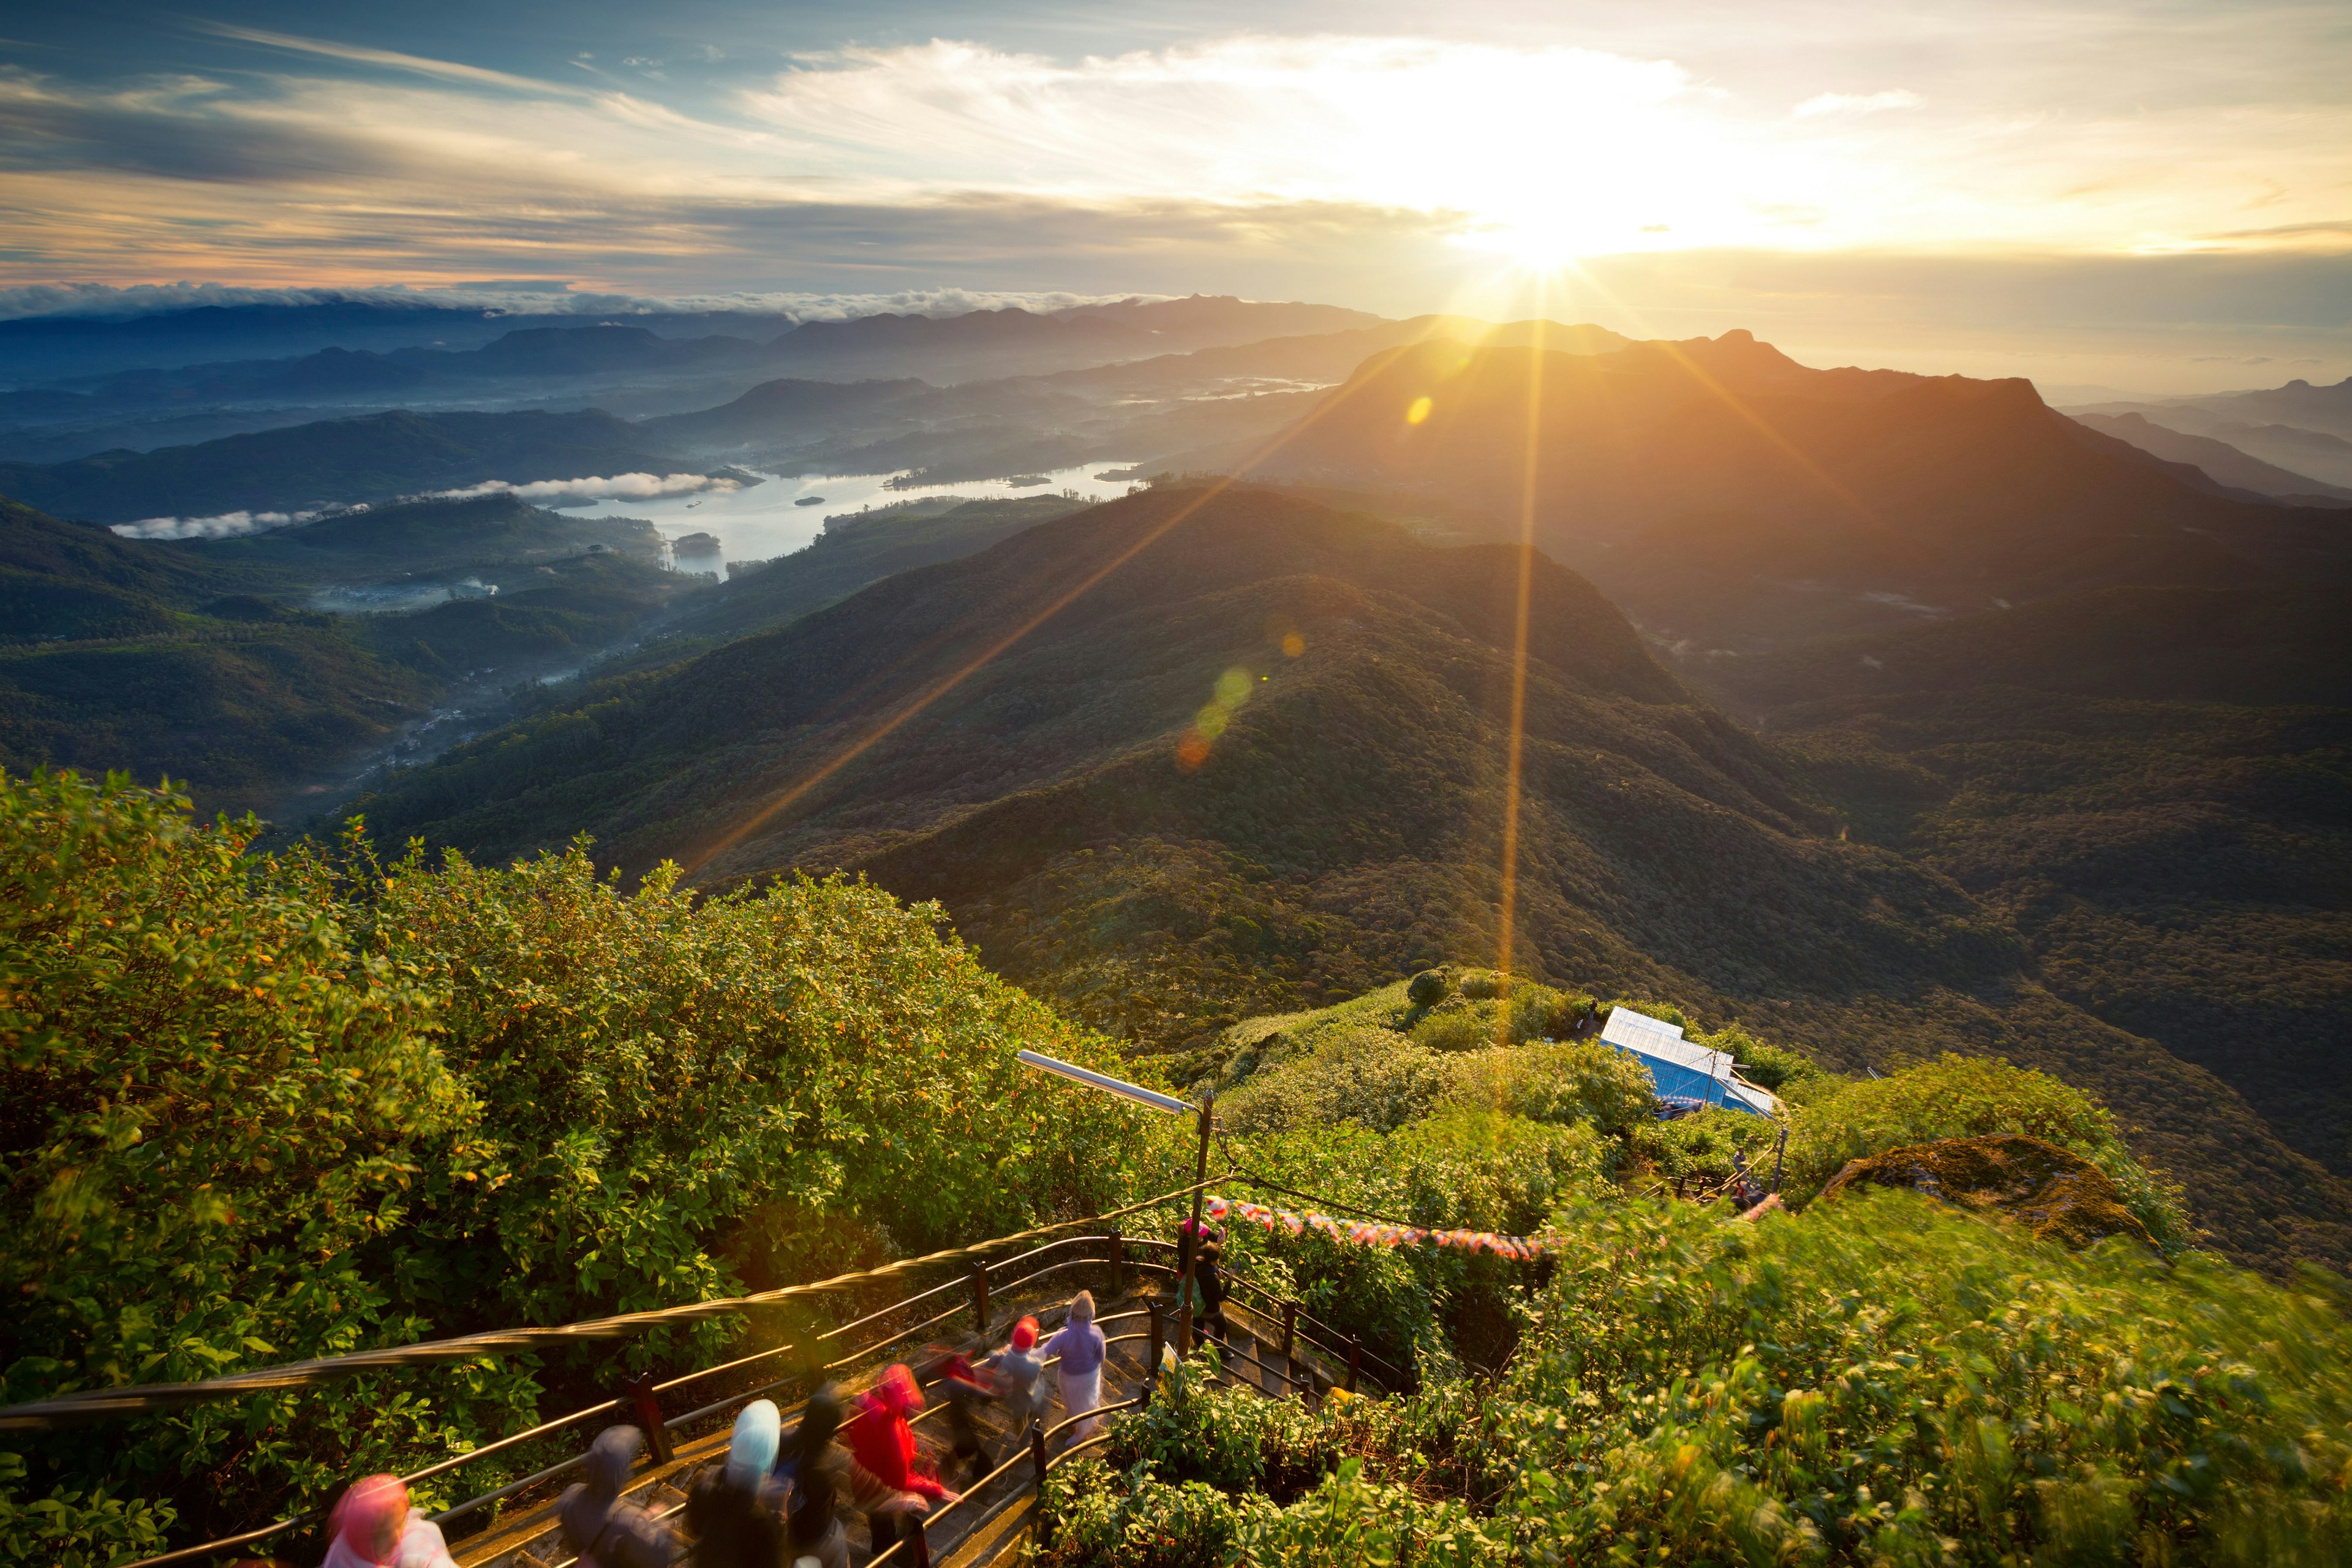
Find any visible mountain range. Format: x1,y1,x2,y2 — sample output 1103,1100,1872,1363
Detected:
1240,331,2352,651
9,307,2352,1281
339,483,2352,1277
2065,376,2352,491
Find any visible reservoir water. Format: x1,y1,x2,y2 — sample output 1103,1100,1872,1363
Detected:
558,462,1134,578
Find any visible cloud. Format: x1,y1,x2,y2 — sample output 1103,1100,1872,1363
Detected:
113,503,357,540
107,473,740,538
1792,89,1922,118
197,22,589,98
0,279,1170,322
420,472,742,503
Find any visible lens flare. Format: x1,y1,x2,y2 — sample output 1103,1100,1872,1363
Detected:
1406,395,1434,424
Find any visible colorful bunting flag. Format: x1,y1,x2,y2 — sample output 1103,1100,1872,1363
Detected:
1203,1195,1547,1258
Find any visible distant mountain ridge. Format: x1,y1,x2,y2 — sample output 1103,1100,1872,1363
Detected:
0,409,692,523
2069,412,2352,503
9,296,1385,409
1246,331,2352,650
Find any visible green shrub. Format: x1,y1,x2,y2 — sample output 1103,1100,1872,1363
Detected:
1455,968,1504,1000
0,771,1165,1561
1787,1054,2190,1251
1627,1105,1782,1192
1408,1004,1501,1053
1218,1028,1452,1134
1695,1021,1823,1095
1049,1193,2352,1567
1504,982,1595,1042
1404,968,1449,1009
1442,1041,1656,1137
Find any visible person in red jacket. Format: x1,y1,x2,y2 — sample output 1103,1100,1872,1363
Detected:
842,1363,959,1558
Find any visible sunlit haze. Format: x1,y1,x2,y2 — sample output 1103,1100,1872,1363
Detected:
2,2,2348,386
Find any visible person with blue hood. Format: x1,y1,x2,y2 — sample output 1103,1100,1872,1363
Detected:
685,1400,792,1568
556,1427,674,1568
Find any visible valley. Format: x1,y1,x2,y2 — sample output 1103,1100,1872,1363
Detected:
7,301,2350,1285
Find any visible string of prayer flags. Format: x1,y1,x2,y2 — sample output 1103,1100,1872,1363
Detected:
1204,1194,1545,1259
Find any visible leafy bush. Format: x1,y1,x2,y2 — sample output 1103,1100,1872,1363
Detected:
1218,1028,1452,1135
1454,968,1504,1000
1441,1041,1656,1137
0,772,1165,1560
1504,982,1594,1043
1047,1193,2352,1567
1406,1006,1497,1054
1404,969,1449,1009
1696,1020,1825,1096
1216,1110,1604,1373
1787,1053,2190,1251
1629,1105,1784,1192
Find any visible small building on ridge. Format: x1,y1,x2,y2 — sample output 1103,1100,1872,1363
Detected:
1599,1006,1781,1117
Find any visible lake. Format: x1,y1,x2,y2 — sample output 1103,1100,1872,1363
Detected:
558,462,1136,578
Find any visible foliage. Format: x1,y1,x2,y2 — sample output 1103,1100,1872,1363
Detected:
1787,1054,2192,1252
368,838,1161,1333
1404,1006,1495,1054
0,769,530,1550
0,771,1165,1559
1217,1110,1606,1373
1219,1028,1452,1136
1439,1040,1656,1137
1046,1193,2352,1567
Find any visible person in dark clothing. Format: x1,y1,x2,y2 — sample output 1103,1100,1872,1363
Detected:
921,1348,997,1480
685,1401,791,1568
556,1428,674,1568
780,1387,848,1568
1190,1227,1231,1344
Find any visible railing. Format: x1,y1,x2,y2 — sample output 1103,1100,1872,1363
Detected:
90,1208,1400,1568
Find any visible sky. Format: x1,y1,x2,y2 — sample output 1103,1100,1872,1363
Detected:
1,1,2347,391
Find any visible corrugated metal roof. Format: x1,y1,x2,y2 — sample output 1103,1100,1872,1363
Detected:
1600,1006,1730,1080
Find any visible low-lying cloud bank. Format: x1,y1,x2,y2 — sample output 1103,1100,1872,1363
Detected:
112,505,355,540
423,472,741,503
0,281,1167,323
110,472,737,540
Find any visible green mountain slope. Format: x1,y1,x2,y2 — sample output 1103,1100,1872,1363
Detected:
0,409,692,523
1701,585,2352,1200
0,496,697,812
347,486,2351,1273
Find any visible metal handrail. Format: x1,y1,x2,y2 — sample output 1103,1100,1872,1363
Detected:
118,1195,1404,1568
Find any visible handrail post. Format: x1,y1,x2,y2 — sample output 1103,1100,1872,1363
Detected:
1346,1339,1362,1395
1144,1302,1163,1404
970,1264,990,1340
619,1371,672,1466
1028,1420,1054,1548
1107,1227,1126,1297
1175,1094,1213,1359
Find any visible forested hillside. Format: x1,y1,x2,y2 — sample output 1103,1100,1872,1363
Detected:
346,486,2351,1275
1702,584,2352,1191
